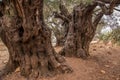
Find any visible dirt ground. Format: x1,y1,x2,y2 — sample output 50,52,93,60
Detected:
0,41,120,80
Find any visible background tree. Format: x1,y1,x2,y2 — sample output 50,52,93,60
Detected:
56,0,120,58
0,0,72,78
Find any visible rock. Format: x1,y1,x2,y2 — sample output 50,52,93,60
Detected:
3,60,7,64
100,70,106,74
91,41,98,44
15,67,20,72
104,65,110,68
93,49,96,51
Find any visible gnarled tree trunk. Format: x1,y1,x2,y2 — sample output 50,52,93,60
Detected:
59,3,104,59
0,0,72,78
59,0,118,59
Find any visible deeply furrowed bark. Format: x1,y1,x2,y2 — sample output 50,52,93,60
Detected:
59,3,104,59
0,0,72,78
58,0,118,59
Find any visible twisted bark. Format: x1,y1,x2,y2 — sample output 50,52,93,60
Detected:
59,0,118,59
0,0,72,78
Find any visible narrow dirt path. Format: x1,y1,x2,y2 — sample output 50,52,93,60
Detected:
0,41,120,80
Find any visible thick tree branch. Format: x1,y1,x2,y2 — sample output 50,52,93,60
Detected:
109,0,119,13
59,0,70,17
96,0,119,15
54,0,72,23
54,12,70,22
96,0,120,4
93,11,104,27
85,3,98,14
